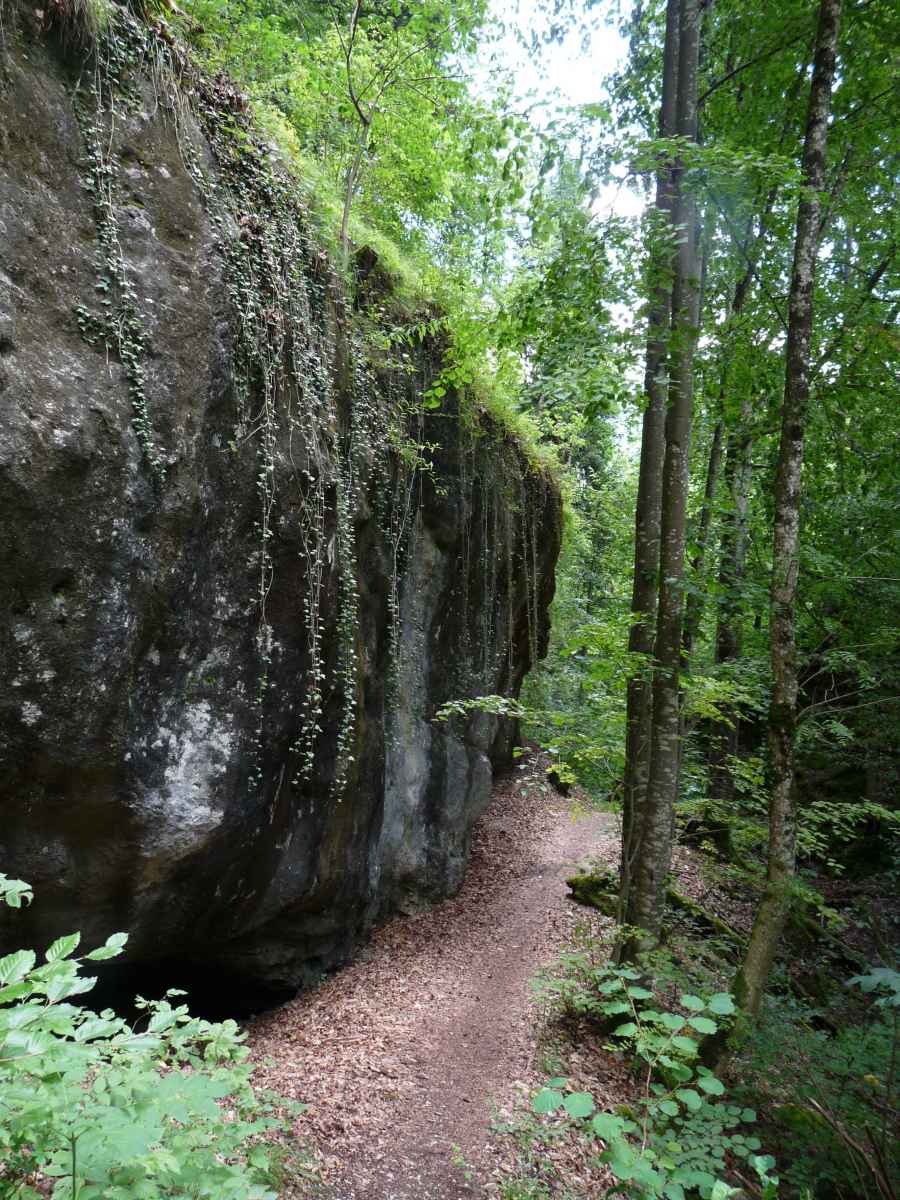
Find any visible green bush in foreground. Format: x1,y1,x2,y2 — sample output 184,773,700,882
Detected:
0,874,294,1199
531,962,779,1200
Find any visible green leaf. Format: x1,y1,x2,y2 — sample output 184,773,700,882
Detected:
75,1016,125,1042
658,1099,680,1117
599,978,624,994
626,986,654,1000
45,933,80,962
688,1016,717,1035
613,1022,638,1037
85,932,128,961
532,1088,564,1115
3,1028,55,1056
0,877,33,908
751,1154,777,1176
675,1088,702,1112
706,993,735,1015
671,1035,698,1054
667,1061,693,1083
0,980,32,1005
563,1091,595,1119
0,949,36,986
43,973,96,1003
659,1012,685,1031
711,1182,741,1199
607,1142,638,1181
697,1074,726,1096
679,994,705,1011
592,1112,626,1140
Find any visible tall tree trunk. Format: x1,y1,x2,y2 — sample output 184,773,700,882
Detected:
702,399,753,855
625,0,702,950
681,416,725,661
733,0,842,1018
618,0,682,922
690,183,779,853
713,411,753,674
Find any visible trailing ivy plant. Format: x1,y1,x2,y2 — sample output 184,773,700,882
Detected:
531,962,779,1199
0,874,295,1199
70,16,169,484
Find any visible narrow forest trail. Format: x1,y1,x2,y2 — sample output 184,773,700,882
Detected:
249,754,620,1200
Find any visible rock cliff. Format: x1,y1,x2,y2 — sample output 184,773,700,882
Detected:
0,5,561,1005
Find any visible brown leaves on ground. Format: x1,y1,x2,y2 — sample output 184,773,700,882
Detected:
249,750,616,1198
247,751,765,1199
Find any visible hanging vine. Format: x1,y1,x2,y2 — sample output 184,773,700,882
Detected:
62,2,554,809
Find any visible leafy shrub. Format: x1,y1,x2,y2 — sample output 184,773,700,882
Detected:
737,969,899,1200
0,874,295,1199
532,961,779,1199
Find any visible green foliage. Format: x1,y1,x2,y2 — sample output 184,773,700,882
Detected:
520,454,638,800
0,878,33,911
434,694,527,724
531,960,779,1199
74,92,166,483
0,882,294,1199
849,966,900,1009
179,0,523,273
174,0,565,475
41,0,113,46
797,799,900,875
736,978,899,1200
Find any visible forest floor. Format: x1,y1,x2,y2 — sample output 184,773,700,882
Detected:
249,750,619,1199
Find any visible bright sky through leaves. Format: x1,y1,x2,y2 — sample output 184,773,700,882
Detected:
479,0,644,221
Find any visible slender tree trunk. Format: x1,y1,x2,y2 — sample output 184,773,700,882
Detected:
618,0,682,922
713,412,753,675
681,417,725,660
733,0,842,1018
625,0,702,950
701,400,753,855
692,188,777,852
680,177,775,670
340,119,370,264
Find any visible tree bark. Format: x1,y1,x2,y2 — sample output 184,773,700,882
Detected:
340,120,370,263
733,0,842,1018
618,0,682,923
702,400,753,853
695,187,778,852
681,416,724,661
625,0,703,950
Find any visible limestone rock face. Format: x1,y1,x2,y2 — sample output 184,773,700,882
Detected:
0,15,561,1003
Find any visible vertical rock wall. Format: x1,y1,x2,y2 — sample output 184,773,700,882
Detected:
0,7,561,1002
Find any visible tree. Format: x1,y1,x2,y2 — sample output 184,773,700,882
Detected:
732,0,843,1018
331,1,470,261
622,0,703,953
618,0,682,926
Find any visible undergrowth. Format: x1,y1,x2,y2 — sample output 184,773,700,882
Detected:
0,874,302,1199
508,864,899,1200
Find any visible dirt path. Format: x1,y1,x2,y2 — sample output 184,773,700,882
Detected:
250,754,619,1200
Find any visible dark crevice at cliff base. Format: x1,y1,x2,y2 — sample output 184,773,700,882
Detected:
0,4,562,997
72,958,314,1022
